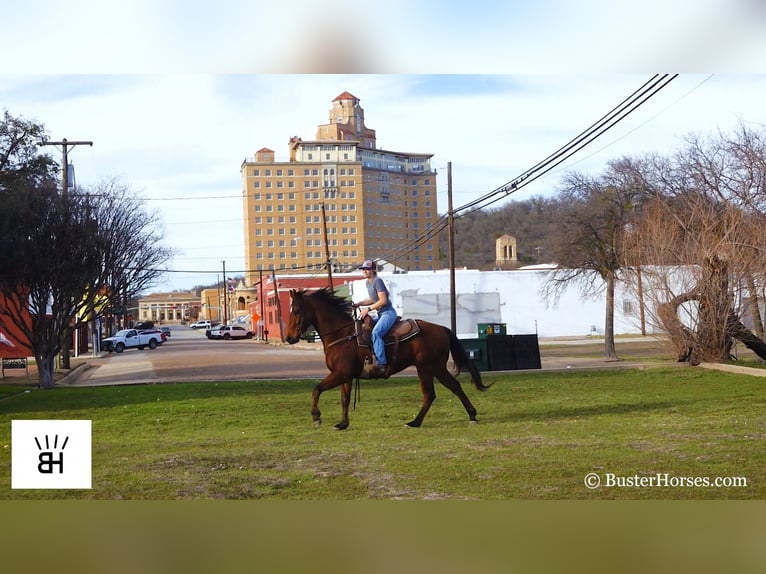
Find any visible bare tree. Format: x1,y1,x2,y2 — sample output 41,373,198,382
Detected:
623,122,766,364
543,158,647,360
0,111,173,387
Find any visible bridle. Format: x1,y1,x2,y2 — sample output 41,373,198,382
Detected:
293,299,357,349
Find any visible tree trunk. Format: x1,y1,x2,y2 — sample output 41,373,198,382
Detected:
60,328,72,370
36,353,56,389
695,256,731,363
604,272,619,360
727,312,766,361
745,273,764,339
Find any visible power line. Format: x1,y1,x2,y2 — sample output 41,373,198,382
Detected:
375,74,680,266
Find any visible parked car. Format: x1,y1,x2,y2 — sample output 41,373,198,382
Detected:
190,320,212,329
134,321,154,330
102,329,165,353
206,325,254,340
159,326,171,338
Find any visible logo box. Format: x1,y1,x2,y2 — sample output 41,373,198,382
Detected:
11,420,92,489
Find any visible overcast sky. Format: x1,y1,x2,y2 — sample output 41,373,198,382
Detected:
2,2,765,292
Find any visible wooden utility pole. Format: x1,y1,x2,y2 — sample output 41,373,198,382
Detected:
222,260,229,325
320,201,334,290
447,162,457,335
38,137,93,197
37,137,93,370
272,272,285,342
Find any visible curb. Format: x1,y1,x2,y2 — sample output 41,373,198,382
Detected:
57,362,93,386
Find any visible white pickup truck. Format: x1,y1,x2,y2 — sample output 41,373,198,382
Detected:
102,329,164,353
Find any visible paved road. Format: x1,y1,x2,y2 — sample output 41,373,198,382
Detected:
68,325,332,386
62,327,671,387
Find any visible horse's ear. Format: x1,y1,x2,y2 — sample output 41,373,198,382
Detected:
289,289,296,297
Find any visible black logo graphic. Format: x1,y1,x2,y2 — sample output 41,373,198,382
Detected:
35,434,69,474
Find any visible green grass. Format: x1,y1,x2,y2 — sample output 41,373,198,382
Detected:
1,367,764,499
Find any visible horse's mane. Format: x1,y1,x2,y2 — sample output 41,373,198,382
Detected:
305,287,354,317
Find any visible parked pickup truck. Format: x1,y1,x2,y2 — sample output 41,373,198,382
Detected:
102,329,165,353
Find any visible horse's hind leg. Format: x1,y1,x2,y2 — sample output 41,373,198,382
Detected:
435,366,478,423
407,369,437,428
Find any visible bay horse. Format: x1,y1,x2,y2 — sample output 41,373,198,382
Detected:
285,287,491,430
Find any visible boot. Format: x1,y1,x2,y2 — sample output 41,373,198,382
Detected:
369,364,389,378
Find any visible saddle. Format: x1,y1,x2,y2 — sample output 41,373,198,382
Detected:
356,316,420,349
356,316,420,379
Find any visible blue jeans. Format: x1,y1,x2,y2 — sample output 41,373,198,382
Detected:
371,307,397,365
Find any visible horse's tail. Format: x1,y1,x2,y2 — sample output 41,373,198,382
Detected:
446,327,493,391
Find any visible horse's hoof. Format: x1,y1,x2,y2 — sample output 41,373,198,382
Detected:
469,419,478,424
333,422,349,430
405,421,421,428
313,420,322,429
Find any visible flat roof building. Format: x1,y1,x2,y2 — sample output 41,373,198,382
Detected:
240,91,439,287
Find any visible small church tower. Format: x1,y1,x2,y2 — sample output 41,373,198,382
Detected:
496,234,518,267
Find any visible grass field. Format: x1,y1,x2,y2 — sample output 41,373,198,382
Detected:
2,365,763,500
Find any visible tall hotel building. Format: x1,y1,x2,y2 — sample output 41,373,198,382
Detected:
240,91,439,286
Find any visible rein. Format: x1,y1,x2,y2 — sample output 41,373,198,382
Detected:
316,322,357,349
306,311,362,409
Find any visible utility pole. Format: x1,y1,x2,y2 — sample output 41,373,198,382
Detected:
259,269,267,341
38,137,93,197
37,137,93,370
222,260,229,325
447,162,457,335
320,201,334,290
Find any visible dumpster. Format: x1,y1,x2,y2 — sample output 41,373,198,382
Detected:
460,338,489,372
485,334,542,371
478,323,507,339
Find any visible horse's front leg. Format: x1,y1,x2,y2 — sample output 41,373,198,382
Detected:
334,381,351,430
311,372,351,430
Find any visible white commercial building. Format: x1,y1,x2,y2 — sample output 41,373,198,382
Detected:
349,267,656,339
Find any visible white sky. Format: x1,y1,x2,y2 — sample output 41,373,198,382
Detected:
2,2,765,292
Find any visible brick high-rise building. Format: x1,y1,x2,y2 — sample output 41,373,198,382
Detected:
240,91,439,286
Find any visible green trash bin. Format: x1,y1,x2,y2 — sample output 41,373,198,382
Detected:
461,338,489,372
477,323,507,339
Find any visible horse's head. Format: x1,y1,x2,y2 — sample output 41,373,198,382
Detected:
285,289,314,344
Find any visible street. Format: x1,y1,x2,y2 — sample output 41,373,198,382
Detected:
62,326,675,387
70,325,331,386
